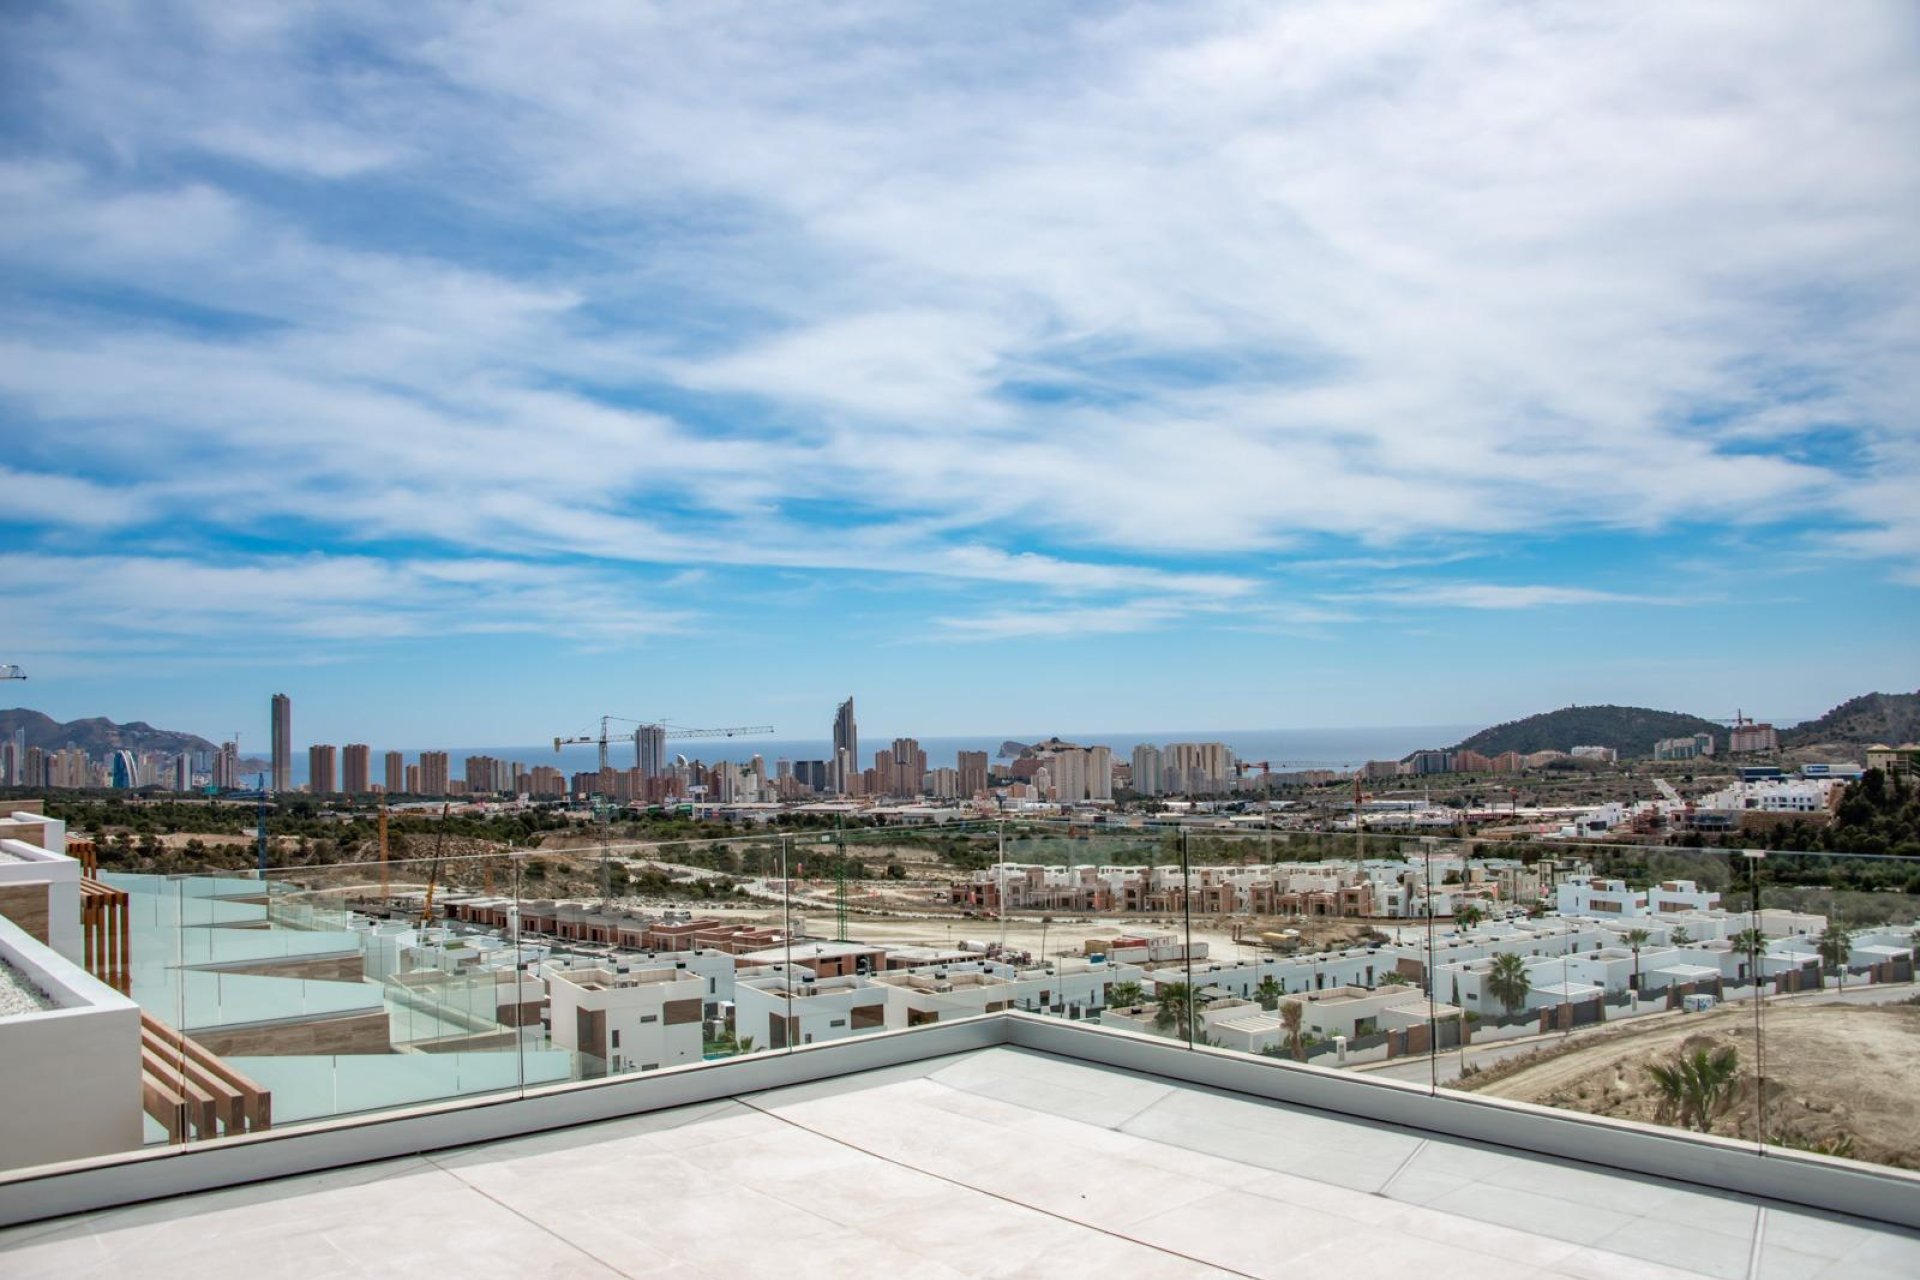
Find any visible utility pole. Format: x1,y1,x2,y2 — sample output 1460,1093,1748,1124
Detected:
255,772,269,874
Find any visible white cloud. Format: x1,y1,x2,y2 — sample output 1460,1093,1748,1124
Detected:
0,553,698,652
1328,583,1687,611
1,0,1916,627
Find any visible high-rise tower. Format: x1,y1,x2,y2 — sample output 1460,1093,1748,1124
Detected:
832,696,858,794
635,724,668,779
270,693,291,793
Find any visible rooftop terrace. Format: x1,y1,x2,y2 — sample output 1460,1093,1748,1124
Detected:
3,1044,1915,1280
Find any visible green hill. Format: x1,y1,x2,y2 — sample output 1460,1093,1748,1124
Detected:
1781,691,1920,748
1453,705,1722,759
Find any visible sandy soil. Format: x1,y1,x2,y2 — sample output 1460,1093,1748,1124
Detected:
1458,1001,1920,1166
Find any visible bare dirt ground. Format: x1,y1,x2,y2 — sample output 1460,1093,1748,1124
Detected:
1457,1001,1920,1167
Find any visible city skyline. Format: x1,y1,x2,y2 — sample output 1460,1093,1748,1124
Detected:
3,5,1917,744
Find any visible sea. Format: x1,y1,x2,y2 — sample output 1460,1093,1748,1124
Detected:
280,725,1480,787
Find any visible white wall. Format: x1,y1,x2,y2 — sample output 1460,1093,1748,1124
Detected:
0,836,83,963
0,913,144,1171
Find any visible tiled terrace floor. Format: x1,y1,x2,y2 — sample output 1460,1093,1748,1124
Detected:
3,1046,1916,1279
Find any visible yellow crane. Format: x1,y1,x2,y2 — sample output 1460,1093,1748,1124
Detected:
553,715,774,772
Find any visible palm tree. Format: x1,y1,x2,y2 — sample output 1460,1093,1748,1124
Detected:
1454,903,1485,929
1279,998,1306,1061
1253,976,1282,1010
1106,980,1144,1010
1624,928,1652,994
1153,981,1201,1042
1485,952,1531,1016
1646,1044,1743,1134
1730,928,1767,983
1670,926,1693,946
1817,923,1852,990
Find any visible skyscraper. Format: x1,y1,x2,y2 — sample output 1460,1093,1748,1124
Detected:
890,738,927,797
1130,744,1162,796
342,744,371,795
832,696,858,793
635,724,668,778
384,751,405,794
270,693,292,793
417,751,450,796
957,750,988,798
308,744,337,795
1087,745,1113,802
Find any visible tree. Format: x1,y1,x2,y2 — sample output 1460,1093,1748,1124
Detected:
1454,903,1485,929
1253,976,1282,1011
1670,926,1692,946
1730,928,1767,983
1485,952,1531,1016
1279,999,1306,1061
1817,923,1852,990
1646,1044,1743,1134
1107,980,1143,1009
1153,981,1201,1042
1624,928,1652,993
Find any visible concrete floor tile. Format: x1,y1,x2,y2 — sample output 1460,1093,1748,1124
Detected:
1550,1244,1721,1280
4,1046,1913,1280
1585,1214,1756,1280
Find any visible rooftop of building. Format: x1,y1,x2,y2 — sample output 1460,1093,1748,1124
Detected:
6,1044,1915,1280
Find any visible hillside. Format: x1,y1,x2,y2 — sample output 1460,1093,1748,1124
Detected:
1781,691,1920,748
1454,704,1721,758
0,708,220,758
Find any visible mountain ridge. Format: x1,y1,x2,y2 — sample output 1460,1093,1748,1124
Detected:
0,708,221,758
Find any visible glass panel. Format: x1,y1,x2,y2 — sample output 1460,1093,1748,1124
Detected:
1435,839,1755,1148
235,854,538,1128
1755,844,1919,1170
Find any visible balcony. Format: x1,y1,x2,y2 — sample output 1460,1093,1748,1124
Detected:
2,821,1918,1276
4,1026,1918,1278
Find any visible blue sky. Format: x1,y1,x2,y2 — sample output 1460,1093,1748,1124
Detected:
1,1,1916,750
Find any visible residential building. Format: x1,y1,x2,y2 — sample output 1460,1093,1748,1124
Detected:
270,692,291,793
1130,744,1163,795
384,750,405,794
1655,733,1716,761
1730,722,1780,754
957,750,989,798
1865,743,1920,777
832,696,858,793
342,744,371,795
891,738,927,797
635,723,668,778
545,963,705,1075
308,744,337,795
417,751,450,796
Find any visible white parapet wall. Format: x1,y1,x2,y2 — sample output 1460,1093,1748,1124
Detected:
0,912,145,1171
0,835,83,963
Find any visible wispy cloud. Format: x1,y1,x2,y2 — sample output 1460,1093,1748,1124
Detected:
1326,583,1688,612
0,0,1914,686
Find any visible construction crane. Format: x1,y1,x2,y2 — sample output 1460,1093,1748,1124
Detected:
417,803,451,928
0,664,25,680
552,715,774,772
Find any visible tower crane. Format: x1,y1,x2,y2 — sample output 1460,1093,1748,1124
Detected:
553,715,774,772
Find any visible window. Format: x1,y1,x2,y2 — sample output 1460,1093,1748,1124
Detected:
611,1030,621,1048
640,1014,657,1023
829,1018,845,1028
